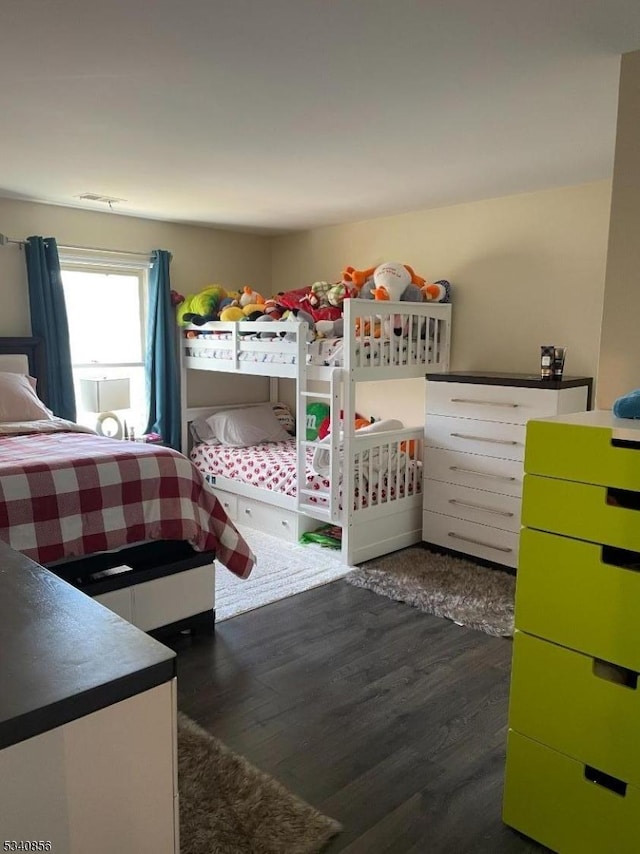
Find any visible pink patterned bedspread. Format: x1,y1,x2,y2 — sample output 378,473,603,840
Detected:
190,439,421,508
0,427,255,578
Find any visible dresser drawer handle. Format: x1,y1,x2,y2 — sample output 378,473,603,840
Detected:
448,532,513,553
244,507,252,515
449,466,517,482
592,658,638,689
450,398,519,408
584,765,627,797
450,433,520,446
448,498,514,517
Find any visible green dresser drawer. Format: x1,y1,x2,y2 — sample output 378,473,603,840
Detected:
503,730,640,854
509,631,640,788
525,418,640,490
517,528,640,671
522,474,640,552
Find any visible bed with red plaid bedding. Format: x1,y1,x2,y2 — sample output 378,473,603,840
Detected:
0,422,255,579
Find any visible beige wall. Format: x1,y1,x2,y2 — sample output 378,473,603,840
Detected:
597,50,640,408
0,197,272,406
0,178,614,424
273,181,611,424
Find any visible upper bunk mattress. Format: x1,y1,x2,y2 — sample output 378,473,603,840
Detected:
184,332,434,367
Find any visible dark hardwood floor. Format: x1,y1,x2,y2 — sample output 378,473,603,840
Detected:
169,580,545,853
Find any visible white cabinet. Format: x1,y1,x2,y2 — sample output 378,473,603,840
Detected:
0,541,179,854
423,373,592,567
0,682,178,854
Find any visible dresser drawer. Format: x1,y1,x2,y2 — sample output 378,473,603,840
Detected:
426,381,562,424
424,481,521,532
214,490,238,520
423,510,519,567
523,474,640,552
237,496,299,542
510,630,640,789
133,564,215,631
424,447,523,497
525,417,640,490
504,730,640,854
425,414,525,461
517,528,640,671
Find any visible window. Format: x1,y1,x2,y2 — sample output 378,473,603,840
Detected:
61,258,149,435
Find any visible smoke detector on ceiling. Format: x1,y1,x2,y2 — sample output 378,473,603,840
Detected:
75,193,127,205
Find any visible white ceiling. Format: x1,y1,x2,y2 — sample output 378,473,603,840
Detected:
1,0,639,234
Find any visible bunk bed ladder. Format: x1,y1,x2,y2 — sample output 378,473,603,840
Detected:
297,365,342,524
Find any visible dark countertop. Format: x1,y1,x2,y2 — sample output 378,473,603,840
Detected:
0,541,176,750
425,370,593,392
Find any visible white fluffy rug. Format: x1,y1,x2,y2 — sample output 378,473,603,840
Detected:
215,526,353,622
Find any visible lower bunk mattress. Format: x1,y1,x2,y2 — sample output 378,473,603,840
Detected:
190,438,422,510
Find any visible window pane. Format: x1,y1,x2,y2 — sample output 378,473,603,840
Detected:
62,269,143,364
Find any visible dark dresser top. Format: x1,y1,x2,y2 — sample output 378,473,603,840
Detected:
425,371,593,392
0,541,176,750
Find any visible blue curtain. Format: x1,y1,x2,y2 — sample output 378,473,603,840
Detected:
25,236,77,421
145,249,181,450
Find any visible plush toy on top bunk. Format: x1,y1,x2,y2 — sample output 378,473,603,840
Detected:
370,261,426,302
177,267,451,343
177,285,231,327
422,279,452,303
260,282,346,341
176,285,269,332
339,261,449,338
363,261,426,337
313,261,447,339
341,261,451,305
217,286,268,323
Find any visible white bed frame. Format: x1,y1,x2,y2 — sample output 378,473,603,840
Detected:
181,299,452,565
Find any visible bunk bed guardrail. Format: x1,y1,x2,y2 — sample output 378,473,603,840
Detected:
181,301,452,378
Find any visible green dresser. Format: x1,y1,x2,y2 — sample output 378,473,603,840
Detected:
503,410,640,853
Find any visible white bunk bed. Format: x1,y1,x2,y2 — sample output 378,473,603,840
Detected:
180,299,452,565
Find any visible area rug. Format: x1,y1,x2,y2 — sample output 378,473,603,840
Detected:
346,547,515,637
178,713,341,854
215,525,353,621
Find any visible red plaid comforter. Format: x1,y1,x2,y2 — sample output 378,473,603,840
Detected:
0,426,255,578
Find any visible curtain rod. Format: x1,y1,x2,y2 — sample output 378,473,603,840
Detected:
0,234,151,258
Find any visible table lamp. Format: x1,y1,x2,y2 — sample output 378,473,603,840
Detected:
79,377,131,439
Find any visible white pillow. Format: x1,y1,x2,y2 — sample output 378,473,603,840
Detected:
0,372,54,422
351,418,404,436
202,404,290,447
190,415,219,445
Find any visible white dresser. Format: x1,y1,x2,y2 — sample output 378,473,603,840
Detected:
422,372,592,568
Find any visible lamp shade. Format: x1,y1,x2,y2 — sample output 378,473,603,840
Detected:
79,377,130,413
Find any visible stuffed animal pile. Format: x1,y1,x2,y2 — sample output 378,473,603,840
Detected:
177,285,267,327
177,261,451,340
